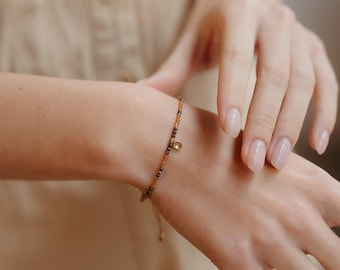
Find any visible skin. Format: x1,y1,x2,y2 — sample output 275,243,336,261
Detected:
144,0,339,172
0,72,339,269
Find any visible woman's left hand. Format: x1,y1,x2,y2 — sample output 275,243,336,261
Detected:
142,0,338,172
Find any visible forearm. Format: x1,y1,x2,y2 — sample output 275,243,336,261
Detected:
0,73,180,188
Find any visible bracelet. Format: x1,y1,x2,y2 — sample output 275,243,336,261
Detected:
140,96,184,202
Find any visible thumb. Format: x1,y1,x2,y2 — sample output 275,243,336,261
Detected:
141,42,195,96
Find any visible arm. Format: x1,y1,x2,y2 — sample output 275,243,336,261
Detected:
0,72,231,189
0,72,177,187
1,72,339,269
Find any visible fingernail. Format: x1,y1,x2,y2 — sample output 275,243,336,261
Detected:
316,130,329,155
247,140,266,172
270,137,292,170
224,108,241,138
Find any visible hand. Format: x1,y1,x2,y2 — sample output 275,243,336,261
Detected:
142,0,338,172
149,106,340,269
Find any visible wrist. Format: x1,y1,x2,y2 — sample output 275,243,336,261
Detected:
98,83,182,190
139,97,237,204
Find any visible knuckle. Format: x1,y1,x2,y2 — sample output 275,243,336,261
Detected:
225,242,252,269
314,107,336,129
280,201,312,233
294,69,315,91
252,221,280,249
307,167,337,201
224,45,253,66
288,113,304,132
231,259,252,269
325,77,339,100
308,160,328,182
326,76,339,97
311,34,326,54
261,64,289,88
252,112,277,133
225,86,245,105
276,5,296,23
228,0,254,9
313,99,337,120
309,32,339,94
281,114,303,139
332,77,339,91
293,164,327,199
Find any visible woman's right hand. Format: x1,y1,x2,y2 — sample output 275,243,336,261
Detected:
144,0,338,172
148,103,340,270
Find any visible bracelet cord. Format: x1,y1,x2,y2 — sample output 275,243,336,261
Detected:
140,96,184,202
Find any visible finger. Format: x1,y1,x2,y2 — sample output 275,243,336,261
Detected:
293,163,340,228
250,212,320,270
306,29,339,155
267,24,315,169
260,229,317,270
307,255,325,270
217,252,267,270
285,155,340,227
301,215,340,269
241,5,295,172
217,1,258,138
317,171,340,227
266,246,320,270
216,242,268,270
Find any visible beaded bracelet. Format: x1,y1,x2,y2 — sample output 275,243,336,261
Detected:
140,96,184,202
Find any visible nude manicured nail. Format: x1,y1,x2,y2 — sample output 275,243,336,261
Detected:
224,108,241,138
270,137,292,170
316,130,329,155
247,140,266,172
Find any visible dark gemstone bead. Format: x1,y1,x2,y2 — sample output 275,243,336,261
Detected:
146,188,153,196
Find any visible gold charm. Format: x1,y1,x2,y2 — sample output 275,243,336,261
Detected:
172,141,182,151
